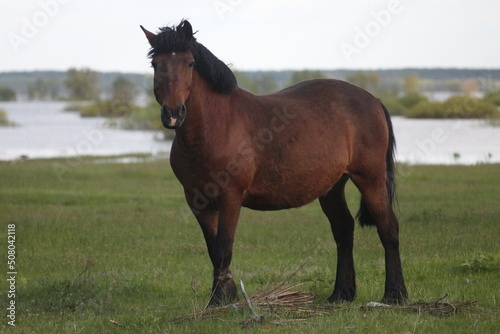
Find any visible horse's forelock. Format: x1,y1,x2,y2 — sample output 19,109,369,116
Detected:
147,21,237,94
148,24,194,58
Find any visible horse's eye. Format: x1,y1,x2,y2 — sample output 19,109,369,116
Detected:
188,61,195,68
151,62,157,69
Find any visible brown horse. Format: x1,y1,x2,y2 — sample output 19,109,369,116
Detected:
141,20,408,306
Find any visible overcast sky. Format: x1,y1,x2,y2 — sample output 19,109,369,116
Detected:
1,0,499,73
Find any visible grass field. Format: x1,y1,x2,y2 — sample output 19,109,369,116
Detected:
1,157,499,333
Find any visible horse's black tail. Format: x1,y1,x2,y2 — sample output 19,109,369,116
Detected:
357,103,396,227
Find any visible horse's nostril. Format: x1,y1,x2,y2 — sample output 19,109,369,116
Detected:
179,104,187,118
160,105,170,115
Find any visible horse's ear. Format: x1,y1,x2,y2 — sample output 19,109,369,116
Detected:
140,25,156,47
179,20,193,42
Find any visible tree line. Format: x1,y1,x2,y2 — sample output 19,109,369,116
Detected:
1,68,499,123
2,68,500,100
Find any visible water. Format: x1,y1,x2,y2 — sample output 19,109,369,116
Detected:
1,102,500,165
0,102,169,161
392,117,500,165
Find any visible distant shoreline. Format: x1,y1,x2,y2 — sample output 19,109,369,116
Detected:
2,68,500,100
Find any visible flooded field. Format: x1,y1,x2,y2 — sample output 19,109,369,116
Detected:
1,101,500,165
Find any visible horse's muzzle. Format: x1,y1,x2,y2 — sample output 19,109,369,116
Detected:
161,104,187,129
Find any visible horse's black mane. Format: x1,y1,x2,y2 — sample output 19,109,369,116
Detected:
148,21,237,94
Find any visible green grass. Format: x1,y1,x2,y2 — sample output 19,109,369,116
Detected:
1,159,499,333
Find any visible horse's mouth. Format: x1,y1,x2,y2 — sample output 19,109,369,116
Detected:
161,115,184,129
161,105,186,129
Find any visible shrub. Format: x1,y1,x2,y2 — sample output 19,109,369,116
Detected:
0,108,15,126
482,89,500,106
64,103,85,112
80,100,136,117
0,86,16,101
407,101,444,118
442,96,498,118
380,97,408,116
403,96,499,119
398,92,428,109
115,100,174,140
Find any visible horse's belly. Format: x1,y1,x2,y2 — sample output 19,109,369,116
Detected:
241,175,335,211
242,192,315,211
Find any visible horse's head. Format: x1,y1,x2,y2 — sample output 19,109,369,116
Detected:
141,21,196,129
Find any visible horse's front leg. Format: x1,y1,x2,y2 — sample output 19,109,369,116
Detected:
193,198,241,307
208,198,241,306
193,208,219,270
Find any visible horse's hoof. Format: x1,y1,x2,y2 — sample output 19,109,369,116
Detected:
327,286,356,303
207,276,238,307
381,288,408,305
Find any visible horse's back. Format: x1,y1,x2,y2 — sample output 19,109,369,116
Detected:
264,78,388,155
276,79,380,111
272,78,389,157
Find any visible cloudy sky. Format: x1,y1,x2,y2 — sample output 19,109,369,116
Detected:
1,0,499,73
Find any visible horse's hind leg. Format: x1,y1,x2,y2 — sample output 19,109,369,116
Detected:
319,174,356,303
350,171,408,304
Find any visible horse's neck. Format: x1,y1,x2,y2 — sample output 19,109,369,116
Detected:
175,71,232,147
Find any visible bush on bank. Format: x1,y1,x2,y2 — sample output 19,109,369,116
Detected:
383,94,499,119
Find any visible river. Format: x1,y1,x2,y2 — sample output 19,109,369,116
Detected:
1,101,500,165
0,102,169,161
